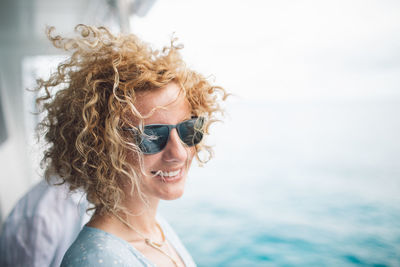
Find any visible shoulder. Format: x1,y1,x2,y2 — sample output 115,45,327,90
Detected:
1,179,86,241
60,227,147,267
5,179,86,221
0,181,66,247
0,180,88,267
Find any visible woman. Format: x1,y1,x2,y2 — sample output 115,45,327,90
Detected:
35,25,226,266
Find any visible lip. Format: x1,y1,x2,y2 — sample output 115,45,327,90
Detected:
151,168,184,183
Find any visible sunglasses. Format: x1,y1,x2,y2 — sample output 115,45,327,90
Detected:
124,117,205,154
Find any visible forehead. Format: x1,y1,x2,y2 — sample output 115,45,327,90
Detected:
134,82,191,122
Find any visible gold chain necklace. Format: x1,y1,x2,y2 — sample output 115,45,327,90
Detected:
113,213,179,267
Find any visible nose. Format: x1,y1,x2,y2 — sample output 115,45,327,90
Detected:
162,128,188,163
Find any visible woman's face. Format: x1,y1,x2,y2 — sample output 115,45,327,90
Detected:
133,82,195,201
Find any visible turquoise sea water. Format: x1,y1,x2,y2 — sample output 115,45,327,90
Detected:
160,99,400,266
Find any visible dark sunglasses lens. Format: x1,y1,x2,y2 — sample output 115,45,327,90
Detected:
140,125,169,154
178,118,204,146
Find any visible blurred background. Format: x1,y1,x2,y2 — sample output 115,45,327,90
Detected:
0,0,399,266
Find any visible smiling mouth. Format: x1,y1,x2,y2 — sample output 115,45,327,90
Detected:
151,169,182,182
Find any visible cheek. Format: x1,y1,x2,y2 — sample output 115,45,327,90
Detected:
143,154,162,171
187,147,196,164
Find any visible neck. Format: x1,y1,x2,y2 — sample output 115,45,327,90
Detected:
88,194,161,242
87,193,179,266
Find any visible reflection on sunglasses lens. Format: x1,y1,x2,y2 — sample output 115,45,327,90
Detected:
139,118,204,154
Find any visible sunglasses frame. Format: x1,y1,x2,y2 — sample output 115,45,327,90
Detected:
123,116,205,155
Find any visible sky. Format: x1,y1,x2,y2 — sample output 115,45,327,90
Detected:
130,0,400,101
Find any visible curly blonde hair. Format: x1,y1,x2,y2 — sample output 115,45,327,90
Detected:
35,24,227,214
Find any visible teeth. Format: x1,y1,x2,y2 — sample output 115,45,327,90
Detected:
157,169,180,177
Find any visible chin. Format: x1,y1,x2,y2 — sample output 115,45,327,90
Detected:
158,182,186,200
161,190,185,200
